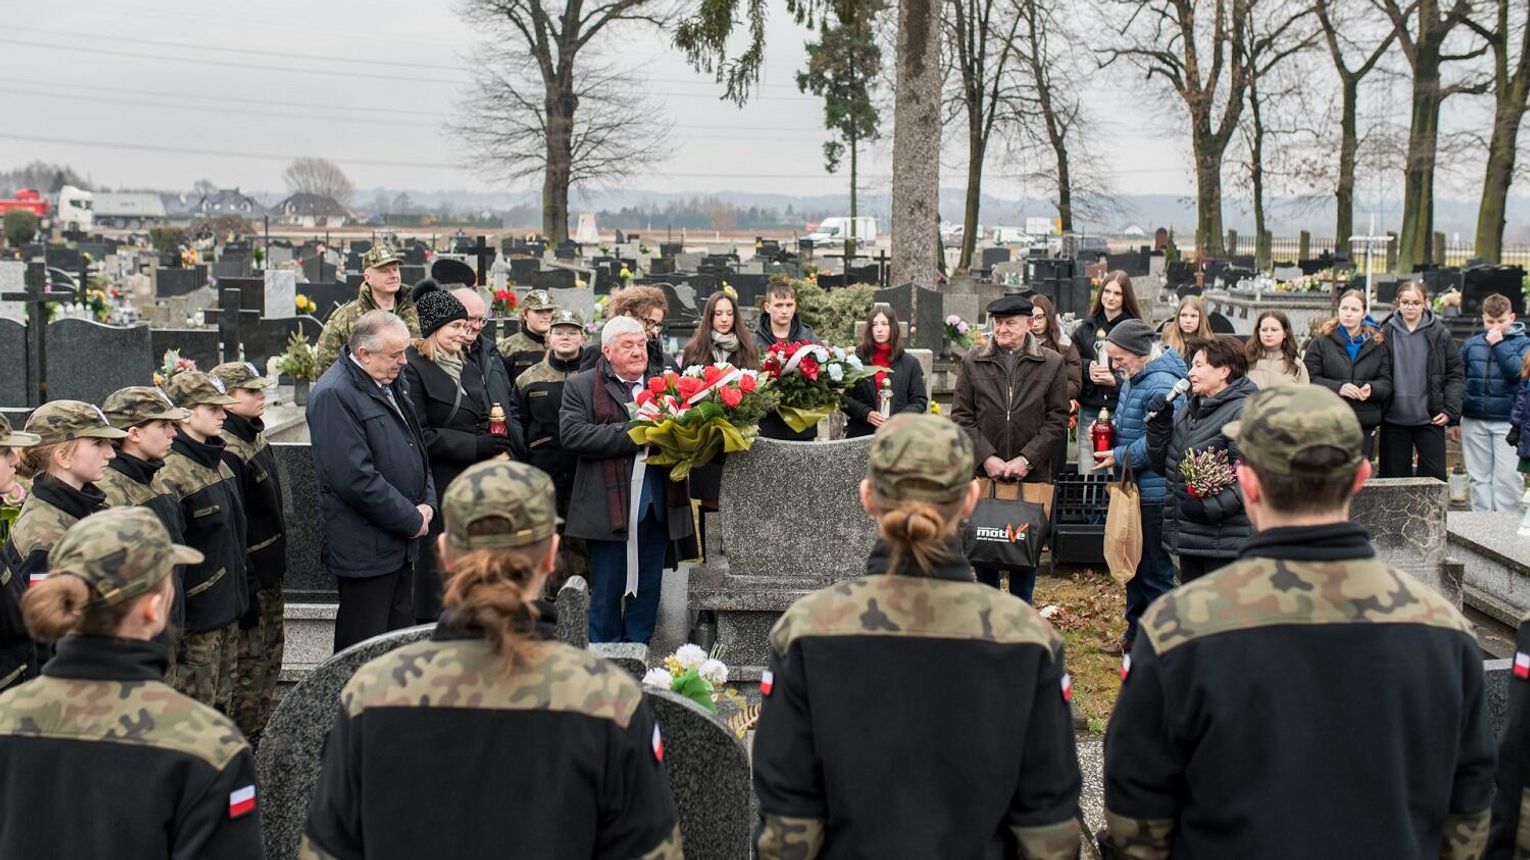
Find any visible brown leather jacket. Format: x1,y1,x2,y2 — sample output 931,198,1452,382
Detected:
950,333,1071,482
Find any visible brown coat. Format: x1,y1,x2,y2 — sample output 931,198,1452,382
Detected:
950,333,1071,483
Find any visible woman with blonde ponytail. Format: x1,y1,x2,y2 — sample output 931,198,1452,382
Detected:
302,460,682,860
0,507,262,858
753,413,1082,860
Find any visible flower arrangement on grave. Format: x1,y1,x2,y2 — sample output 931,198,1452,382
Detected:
759,341,877,433
180,247,199,267
587,295,610,334
275,332,320,382
295,294,318,315
627,363,778,480
152,349,197,387
84,287,114,322
618,265,633,287
642,644,741,714
1180,447,1237,499
944,314,974,349
638,243,651,255
1275,268,1355,294
1432,288,1462,316
492,288,518,317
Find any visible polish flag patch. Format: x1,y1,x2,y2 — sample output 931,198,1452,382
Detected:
759,670,774,697
228,785,256,819
651,724,664,763
1060,673,1073,702
1515,652,1530,680
27,574,46,588
1120,654,1132,681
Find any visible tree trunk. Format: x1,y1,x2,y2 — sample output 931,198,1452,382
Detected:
1475,94,1528,264
1398,50,1443,272
542,82,575,243
959,125,985,272
890,0,942,289
1335,76,1359,249
848,131,860,259
1054,140,1075,234
1193,136,1225,258
1249,77,1269,270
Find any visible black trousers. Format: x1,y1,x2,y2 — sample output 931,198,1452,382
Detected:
1178,554,1229,584
1378,422,1447,480
334,564,413,652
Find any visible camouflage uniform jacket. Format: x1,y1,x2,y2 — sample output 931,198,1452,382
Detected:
1104,522,1495,860
98,453,189,632
514,352,582,514
161,434,250,633
301,621,682,860
498,328,547,387
1490,614,1530,857
0,636,262,859
315,283,421,374
0,474,107,690
753,540,1081,860
219,414,287,591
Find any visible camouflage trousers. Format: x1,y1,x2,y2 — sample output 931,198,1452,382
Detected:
234,585,285,742
174,621,238,714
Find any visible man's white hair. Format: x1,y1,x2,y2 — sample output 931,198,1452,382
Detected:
602,315,646,347
351,310,409,353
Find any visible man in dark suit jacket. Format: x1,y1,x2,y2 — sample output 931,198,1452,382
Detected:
559,316,693,644
307,309,435,650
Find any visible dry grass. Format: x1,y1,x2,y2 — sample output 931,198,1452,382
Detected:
1029,568,1129,733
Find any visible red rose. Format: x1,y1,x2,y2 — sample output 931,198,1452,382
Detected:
738,374,757,393
676,376,705,399
800,356,820,381
720,386,743,408
648,377,668,395
703,365,723,385
636,390,655,406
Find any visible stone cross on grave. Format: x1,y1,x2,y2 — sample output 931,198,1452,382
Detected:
1,262,73,406
464,235,495,287
1347,215,1393,315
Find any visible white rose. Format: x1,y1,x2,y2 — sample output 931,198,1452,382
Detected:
684,365,705,377
699,658,729,686
828,363,844,383
846,354,864,369
673,643,708,669
642,668,674,689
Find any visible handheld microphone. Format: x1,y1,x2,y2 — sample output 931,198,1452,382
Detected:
1145,378,1191,422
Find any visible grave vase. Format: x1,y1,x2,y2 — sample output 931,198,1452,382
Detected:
294,378,310,407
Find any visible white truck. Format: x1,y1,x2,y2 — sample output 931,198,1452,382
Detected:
806,216,877,247
54,186,94,232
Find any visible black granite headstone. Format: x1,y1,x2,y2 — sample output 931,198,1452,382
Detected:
156,265,210,297
150,328,221,375
0,319,27,406
45,320,154,402
1462,266,1526,317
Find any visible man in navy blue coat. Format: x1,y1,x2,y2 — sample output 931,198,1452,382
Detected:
308,309,435,650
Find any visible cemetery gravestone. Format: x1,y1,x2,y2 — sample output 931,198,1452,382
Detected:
150,328,220,375
0,261,24,323
546,287,596,324
0,319,26,405
45,319,154,404
646,690,753,859
155,265,210,297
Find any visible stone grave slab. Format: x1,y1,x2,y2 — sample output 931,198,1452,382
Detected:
546,287,596,323
0,319,26,405
154,265,209,297
1352,478,1455,603
0,260,24,323
150,328,220,374
273,442,330,601
45,319,154,403
646,690,753,859
911,285,946,351
674,252,704,271
1448,510,1530,625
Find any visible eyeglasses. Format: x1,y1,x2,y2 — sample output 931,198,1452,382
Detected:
641,315,664,334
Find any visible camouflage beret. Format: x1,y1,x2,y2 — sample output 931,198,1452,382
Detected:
49,507,202,608
521,290,557,312
25,400,128,445
361,242,402,269
548,308,585,330
102,386,192,429
1224,384,1364,478
443,460,561,550
209,361,275,391
869,413,975,504
0,413,40,447
164,371,239,409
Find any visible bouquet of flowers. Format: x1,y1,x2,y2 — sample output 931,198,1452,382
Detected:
295,294,318,315
275,332,320,382
85,288,111,322
492,288,518,317
152,349,197,386
759,341,877,433
1180,447,1236,499
944,314,974,349
627,363,779,480
642,644,735,713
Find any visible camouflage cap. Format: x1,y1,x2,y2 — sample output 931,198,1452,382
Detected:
868,413,975,503
443,460,561,550
25,400,128,444
1223,384,1364,478
0,413,40,447
49,507,202,608
102,386,192,428
164,371,239,408
521,290,557,312
548,308,585,330
361,242,402,269
209,361,275,391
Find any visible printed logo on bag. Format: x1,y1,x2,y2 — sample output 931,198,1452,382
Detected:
1516,652,1530,680
973,522,1031,545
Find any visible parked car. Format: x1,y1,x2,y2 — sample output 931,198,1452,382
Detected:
991,226,1033,246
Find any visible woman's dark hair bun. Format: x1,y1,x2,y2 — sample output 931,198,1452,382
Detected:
410,278,442,303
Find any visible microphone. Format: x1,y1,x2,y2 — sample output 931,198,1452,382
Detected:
1146,378,1191,422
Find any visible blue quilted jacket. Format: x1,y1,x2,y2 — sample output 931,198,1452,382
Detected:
1460,322,1530,421
1111,348,1187,503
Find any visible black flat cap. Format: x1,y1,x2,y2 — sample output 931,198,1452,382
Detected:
986,294,1034,317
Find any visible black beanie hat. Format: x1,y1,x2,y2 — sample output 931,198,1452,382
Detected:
411,279,469,339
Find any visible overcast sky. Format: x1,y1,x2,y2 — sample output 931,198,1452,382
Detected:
0,0,1488,213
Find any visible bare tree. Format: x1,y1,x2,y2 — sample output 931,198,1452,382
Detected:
1238,0,1318,267
891,0,944,288
1373,0,1488,270
282,157,355,205
1464,0,1530,264
191,179,219,197
456,0,673,242
1012,0,1097,233
1314,0,1396,247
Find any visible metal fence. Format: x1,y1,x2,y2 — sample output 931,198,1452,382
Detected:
1214,235,1530,270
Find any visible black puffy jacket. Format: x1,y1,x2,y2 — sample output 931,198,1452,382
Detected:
1147,375,1257,559
1304,323,1394,429
842,350,929,438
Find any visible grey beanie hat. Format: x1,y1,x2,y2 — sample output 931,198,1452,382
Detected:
1106,319,1155,356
